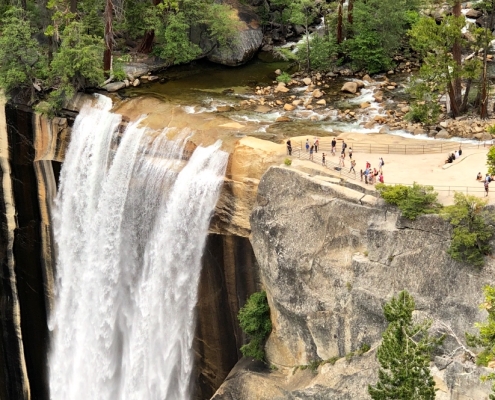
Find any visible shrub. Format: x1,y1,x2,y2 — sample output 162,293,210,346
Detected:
284,158,292,166
295,35,338,71
276,72,292,84
441,193,493,266
376,182,441,220
487,146,495,176
238,291,272,361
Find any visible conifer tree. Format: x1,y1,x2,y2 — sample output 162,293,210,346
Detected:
368,290,438,400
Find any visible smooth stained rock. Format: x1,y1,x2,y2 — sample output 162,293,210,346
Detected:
436,129,450,139
302,78,312,85
283,104,295,111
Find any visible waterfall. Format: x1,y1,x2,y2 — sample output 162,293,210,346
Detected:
49,97,228,400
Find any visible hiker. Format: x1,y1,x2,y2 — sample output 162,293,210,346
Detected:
366,160,371,170
477,172,483,181
455,150,459,159
486,174,491,183
373,168,379,184
341,140,347,155
485,180,490,197
458,146,462,156
360,169,363,182
286,139,292,156
349,147,353,159
350,159,356,174
378,157,384,172
331,138,337,156
309,145,314,160
339,152,345,167
322,153,326,165
306,139,310,152
364,168,369,184
314,137,319,153
379,172,384,183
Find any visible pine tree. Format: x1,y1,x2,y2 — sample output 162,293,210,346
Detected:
368,290,438,400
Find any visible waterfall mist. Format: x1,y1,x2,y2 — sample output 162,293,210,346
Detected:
49,98,228,400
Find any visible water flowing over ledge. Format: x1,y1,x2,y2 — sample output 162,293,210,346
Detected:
49,99,228,400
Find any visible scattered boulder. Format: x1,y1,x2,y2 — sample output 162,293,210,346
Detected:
378,125,390,134
436,129,450,139
216,105,233,112
341,82,358,94
360,102,371,109
103,82,126,92
316,99,326,106
292,100,302,106
465,9,482,19
254,105,271,113
274,69,282,75
148,75,159,81
122,63,149,80
355,80,365,88
274,83,290,93
124,79,130,87
312,89,323,98
362,74,373,83
276,116,291,122
302,77,312,86
132,79,140,87
283,104,295,111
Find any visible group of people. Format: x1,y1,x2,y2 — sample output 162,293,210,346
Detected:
360,158,384,185
445,147,462,164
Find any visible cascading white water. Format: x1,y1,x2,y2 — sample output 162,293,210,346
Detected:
49,96,228,400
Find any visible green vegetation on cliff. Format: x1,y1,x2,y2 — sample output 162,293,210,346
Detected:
441,193,494,267
376,182,441,220
369,290,440,400
467,285,495,398
238,290,272,361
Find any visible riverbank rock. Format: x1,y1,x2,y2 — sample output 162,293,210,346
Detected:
436,129,450,139
122,63,149,80
103,82,126,92
206,1,263,66
341,82,358,94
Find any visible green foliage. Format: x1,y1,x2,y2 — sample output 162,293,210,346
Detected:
284,157,292,166
466,285,495,398
277,72,292,84
441,193,493,266
405,80,441,125
376,183,441,220
48,21,104,104
368,291,440,400
238,291,272,361
342,0,422,73
487,147,495,175
296,35,338,71
153,12,201,65
0,7,48,98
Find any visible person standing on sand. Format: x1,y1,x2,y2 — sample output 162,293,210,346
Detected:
350,159,356,174
485,180,490,196
339,152,345,167
378,157,384,172
341,140,347,155
309,145,314,160
331,138,337,156
314,137,319,153
322,153,326,165
286,139,292,156
379,172,384,183
349,147,353,159
306,139,310,152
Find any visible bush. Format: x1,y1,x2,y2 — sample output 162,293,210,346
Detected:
284,158,292,166
276,72,292,84
376,182,441,220
441,193,493,266
238,291,272,361
295,35,338,71
487,146,495,176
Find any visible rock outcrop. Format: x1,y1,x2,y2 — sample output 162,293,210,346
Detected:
205,1,263,66
213,166,495,398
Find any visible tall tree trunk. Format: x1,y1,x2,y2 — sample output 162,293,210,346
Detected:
451,1,463,116
70,0,77,13
461,79,472,113
103,0,113,73
337,0,344,44
348,0,353,25
137,0,162,53
480,1,495,119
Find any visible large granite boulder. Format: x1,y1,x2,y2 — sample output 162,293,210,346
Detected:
205,1,263,66
213,166,495,398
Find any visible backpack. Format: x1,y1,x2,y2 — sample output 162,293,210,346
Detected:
343,143,347,149
382,159,385,166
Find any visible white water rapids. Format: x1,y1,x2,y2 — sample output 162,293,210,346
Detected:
49,97,228,400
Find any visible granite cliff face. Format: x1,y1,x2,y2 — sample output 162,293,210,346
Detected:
213,166,495,399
